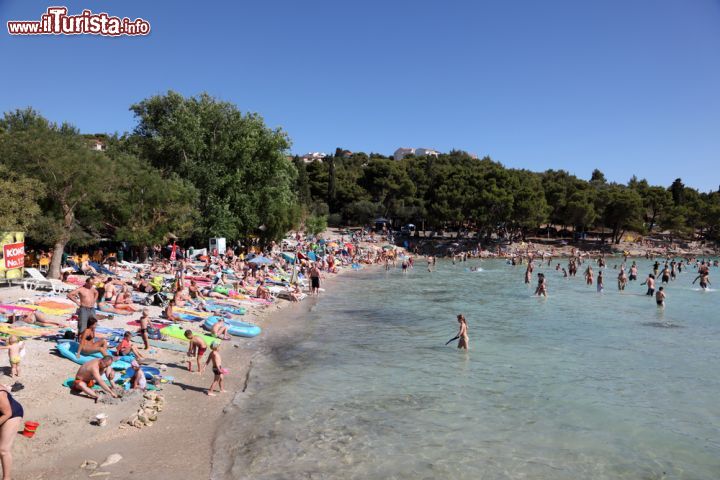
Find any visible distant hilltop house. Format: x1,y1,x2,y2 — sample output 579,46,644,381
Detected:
393,147,440,161
301,152,327,163
84,137,106,151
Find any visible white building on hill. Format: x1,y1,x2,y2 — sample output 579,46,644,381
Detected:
393,147,440,160
301,152,327,163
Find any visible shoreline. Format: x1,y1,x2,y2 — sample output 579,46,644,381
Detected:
12,262,374,480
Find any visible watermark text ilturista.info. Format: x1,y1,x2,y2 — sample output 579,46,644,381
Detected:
7,7,150,36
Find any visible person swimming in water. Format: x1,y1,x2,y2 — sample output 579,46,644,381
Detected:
534,273,547,297
617,269,627,291
597,270,604,292
456,314,468,350
641,274,656,296
656,287,666,307
584,265,594,286
629,262,638,281
693,271,711,290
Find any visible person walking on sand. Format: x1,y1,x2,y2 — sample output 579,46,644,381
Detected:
0,337,24,379
309,263,321,296
68,276,99,339
0,383,24,480
205,342,226,396
456,314,469,350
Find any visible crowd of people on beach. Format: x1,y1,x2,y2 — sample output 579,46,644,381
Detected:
0,230,410,479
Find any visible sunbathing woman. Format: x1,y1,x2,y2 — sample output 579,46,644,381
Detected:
173,288,191,307
97,300,134,315
114,288,140,312
79,318,111,357
256,280,272,301
164,299,181,323
12,310,68,327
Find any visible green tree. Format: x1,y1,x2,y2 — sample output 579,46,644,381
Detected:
639,185,672,232
600,186,644,243
304,214,327,236
0,109,115,278
103,152,200,245
0,164,44,231
128,91,299,242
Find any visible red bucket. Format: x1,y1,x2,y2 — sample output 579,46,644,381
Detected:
22,421,39,438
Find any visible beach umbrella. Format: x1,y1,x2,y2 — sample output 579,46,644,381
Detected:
248,256,273,265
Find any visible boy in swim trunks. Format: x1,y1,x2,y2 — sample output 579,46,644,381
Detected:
205,341,226,396
138,308,151,350
184,330,207,373
0,336,24,378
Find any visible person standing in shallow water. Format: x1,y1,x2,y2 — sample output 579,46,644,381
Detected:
456,314,469,350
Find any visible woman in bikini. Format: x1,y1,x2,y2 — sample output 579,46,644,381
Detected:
78,318,111,357
456,314,469,350
114,288,140,312
0,383,24,479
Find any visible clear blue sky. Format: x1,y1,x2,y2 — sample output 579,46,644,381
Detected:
2,0,719,191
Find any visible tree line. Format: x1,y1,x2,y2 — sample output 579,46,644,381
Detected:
1,91,718,278
295,150,720,244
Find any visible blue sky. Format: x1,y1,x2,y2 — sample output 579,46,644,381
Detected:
1,0,719,191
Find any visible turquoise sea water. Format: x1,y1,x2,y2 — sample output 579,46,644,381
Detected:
215,259,720,480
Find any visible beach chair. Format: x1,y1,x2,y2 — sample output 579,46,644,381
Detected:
20,268,74,294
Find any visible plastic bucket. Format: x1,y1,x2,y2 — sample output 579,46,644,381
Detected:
22,421,39,438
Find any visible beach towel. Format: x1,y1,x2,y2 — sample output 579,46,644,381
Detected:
130,337,187,352
127,320,169,329
0,323,53,337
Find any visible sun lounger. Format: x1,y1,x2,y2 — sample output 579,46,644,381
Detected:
89,261,116,276
20,268,75,294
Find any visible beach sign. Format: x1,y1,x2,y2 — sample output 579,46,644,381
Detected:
0,232,25,280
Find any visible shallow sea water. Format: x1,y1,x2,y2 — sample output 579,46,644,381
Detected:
214,259,720,480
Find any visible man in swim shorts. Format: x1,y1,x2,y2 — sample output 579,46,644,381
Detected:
68,276,99,338
641,274,655,296
72,356,118,403
309,263,321,296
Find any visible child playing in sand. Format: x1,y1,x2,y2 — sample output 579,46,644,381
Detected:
184,330,207,373
0,336,24,378
115,331,144,359
205,341,226,396
130,360,147,391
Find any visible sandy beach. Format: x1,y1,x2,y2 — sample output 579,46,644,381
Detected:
6,260,361,480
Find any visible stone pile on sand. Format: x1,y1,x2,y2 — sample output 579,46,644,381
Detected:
122,392,165,429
